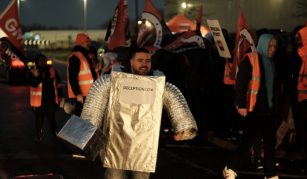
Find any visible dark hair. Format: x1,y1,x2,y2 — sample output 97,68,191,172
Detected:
112,46,131,62
131,47,150,58
34,54,47,64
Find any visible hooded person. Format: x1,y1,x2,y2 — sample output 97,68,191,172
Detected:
223,33,281,179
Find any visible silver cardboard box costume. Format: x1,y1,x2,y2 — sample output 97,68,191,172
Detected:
57,115,104,160
63,71,197,173
103,72,165,172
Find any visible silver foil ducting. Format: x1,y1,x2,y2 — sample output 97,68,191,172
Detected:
163,82,198,140
81,75,111,127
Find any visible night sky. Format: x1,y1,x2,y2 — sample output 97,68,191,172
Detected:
0,0,163,29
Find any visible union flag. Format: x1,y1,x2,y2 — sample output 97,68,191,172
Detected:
136,0,171,51
163,30,205,53
0,0,24,52
225,8,256,85
105,0,129,50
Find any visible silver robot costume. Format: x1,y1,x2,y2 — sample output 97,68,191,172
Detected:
81,71,197,172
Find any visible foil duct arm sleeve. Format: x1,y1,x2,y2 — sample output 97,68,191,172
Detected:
80,75,111,128
163,82,198,140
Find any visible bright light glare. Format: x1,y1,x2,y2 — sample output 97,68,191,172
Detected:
181,2,187,9
145,20,152,28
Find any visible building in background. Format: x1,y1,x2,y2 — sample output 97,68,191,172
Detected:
164,0,307,33
23,30,107,49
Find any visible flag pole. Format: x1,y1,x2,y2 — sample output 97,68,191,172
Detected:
135,0,139,36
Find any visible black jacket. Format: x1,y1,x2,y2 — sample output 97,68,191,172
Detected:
28,66,63,108
68,45,97,97
235,55,283,115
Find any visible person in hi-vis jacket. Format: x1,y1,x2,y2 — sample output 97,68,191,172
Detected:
67,33,97,116
29,54,63,143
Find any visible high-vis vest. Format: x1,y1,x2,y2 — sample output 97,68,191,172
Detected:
30,67,59,107
67,52,94,98
297,54,307,102
246,52,261,112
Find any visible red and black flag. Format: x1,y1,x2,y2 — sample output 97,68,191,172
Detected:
105,0,129,51
136,0,171,51
195,2,203,33
224,8,256,85
163,3,205,53
163,30,205,53
0,0,24,52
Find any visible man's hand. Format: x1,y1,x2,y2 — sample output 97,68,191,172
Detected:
236,106,248,117
76,94,84,104
30,68,39,77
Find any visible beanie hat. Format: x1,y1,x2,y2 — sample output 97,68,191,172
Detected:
75,33,90,45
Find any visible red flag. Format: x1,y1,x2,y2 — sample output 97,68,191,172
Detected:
0,0,24,52
227,8,256,84
163,30,205,53
143,0,162,21
105,0,128,50
195,3,203,32
137,0,171,51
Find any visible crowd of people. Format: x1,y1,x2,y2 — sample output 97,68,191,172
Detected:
27,24,307,179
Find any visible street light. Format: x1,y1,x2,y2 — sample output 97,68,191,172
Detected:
83,0,87,31
181,2,187,9
181,2,193,9
17,0,25,18
180,1,193,14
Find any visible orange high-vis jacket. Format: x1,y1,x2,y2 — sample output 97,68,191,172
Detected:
246,52,261,112
30,67,59,107
67,52,94,98
297,26,307,102
297,54,307,102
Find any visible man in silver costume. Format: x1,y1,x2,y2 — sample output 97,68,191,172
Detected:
81,48,198,179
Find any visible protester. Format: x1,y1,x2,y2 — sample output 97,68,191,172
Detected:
28,54,63,143
88,46,102,77
80,47,198,179
223,34,281,179
285,25,305,115
67,33,97,116
102,46,130,75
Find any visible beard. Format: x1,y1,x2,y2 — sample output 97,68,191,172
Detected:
134,66,150,75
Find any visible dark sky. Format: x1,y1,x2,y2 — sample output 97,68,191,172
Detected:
0,0,163,29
